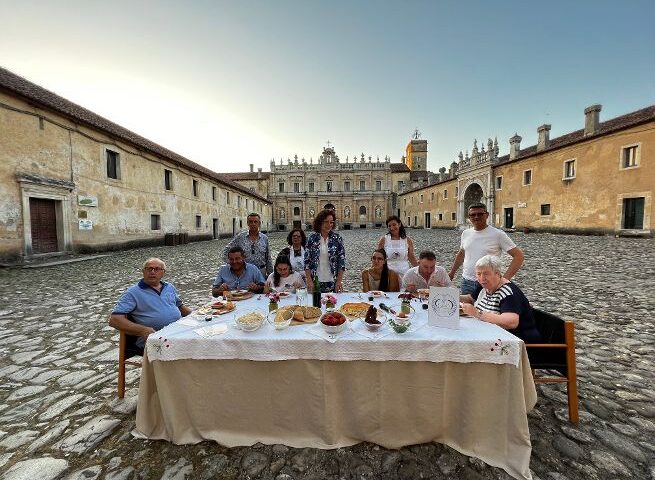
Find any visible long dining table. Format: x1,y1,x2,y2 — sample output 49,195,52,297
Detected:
135,292,537,480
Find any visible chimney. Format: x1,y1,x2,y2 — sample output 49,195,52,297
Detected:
584,104,602,136
509,133,522,160
249,164,254,172
257,168,262,179
537,124,551,151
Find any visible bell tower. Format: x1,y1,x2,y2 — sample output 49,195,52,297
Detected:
405,129,427,171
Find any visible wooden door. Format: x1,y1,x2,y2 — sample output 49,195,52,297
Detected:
29,198,58,253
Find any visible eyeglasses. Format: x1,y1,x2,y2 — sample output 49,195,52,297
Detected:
468,213,487,218
251,245,256,254
144,267,164,272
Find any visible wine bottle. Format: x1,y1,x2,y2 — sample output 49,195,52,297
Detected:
312,274,321,307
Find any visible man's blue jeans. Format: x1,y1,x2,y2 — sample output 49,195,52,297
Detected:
461,278,480,296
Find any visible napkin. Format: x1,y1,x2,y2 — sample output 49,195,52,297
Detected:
194,324,228,337
351,320,393,341
177,317,203,327
305,323,354,343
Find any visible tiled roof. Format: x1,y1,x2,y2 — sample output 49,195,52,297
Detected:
495,104,655,166
0,66,270,203
222,172,271,181
390,163,410,172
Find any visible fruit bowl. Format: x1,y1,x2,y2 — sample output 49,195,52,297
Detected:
320,311,347,334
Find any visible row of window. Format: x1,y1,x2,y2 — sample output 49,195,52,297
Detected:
149,214,216,230
402,212,457,225
496,144,641,189
279,180,384,193
105,148,260,211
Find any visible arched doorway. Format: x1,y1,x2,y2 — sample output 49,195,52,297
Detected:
463,183,484,212
323,203,335,211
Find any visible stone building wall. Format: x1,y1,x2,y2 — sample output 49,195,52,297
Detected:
0,86,271,263
493,122,654,234
398,179,459,229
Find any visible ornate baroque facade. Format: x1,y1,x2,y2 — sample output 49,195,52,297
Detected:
268,147,408,230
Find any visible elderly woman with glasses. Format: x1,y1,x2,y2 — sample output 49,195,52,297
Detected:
460,255,541,342
305,209,346,293
361,249,400,292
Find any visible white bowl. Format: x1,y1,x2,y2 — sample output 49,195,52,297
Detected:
320,311,347,334
268,308,293,330
235,309,266,332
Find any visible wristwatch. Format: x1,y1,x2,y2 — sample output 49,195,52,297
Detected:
476,309,484,319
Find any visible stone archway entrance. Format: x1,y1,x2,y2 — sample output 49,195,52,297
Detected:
463,183,484,212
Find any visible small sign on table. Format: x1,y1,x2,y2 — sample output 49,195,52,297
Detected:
427,287,461,329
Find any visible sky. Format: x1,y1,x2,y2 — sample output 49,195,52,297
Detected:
1,0,654,173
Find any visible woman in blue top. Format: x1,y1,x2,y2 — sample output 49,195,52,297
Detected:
305,209,346,293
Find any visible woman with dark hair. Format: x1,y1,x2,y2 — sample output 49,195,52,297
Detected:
377,215,417,276
361,248,401,292
304,209,346,293
264,255,304,293
278,228,307,278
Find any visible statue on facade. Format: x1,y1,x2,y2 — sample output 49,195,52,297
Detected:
309,207,315,217
344,206,350,218
280,208,286,219
375,205,382,218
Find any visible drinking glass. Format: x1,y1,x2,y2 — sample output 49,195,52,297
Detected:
295,287,307,306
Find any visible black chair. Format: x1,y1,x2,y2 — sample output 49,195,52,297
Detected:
117,329,143,398
526,308,579,423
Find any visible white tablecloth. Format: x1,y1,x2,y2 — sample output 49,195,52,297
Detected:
146,292,523,366
137,292,536,480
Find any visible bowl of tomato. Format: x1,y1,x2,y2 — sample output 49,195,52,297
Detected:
320,311,347,334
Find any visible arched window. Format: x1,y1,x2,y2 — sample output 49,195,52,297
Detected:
359,206,367,215
293,207,300,216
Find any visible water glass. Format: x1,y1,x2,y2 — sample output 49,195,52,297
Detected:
295,287,307,306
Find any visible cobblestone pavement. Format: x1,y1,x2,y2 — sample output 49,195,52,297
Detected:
0,229,653,480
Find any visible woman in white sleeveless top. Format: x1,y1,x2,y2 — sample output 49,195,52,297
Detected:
376,215,417,276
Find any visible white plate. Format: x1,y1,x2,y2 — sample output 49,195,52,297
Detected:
367,291,385,298
230,289,249,296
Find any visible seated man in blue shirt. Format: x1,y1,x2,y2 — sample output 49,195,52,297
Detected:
212,246,265,297
109,257,192,350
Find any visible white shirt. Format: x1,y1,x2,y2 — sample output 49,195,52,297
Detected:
383,234,411,276
460,226,517,281
401,266,452,290
317,236,333,282
265,271,305,292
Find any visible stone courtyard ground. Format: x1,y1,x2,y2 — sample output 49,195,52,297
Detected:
0,229,653,480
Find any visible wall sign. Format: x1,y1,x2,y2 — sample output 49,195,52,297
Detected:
79,219,93,230
78,195,98,207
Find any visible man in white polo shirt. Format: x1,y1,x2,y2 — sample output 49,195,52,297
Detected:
448,203,524,295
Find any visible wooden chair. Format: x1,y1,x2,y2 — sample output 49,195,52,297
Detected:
526,308,579,423
117,330,143,398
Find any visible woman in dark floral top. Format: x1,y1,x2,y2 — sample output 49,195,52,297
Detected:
304,209,346,293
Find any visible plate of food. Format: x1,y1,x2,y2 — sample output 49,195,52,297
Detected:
367,290,385,298
277,291,291,298
227,290,253,301
416,288,430,299
339,302,371,319
210,300,236,314
275,305,322,325
385,303,415,323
